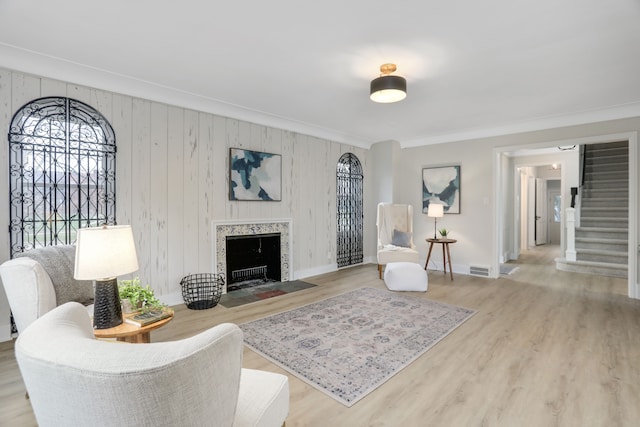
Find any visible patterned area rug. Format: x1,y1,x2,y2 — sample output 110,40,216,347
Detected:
219,280,316,308
240,287,476,407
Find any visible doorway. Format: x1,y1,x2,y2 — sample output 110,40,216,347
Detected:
494,133,639,299
517,164,562,251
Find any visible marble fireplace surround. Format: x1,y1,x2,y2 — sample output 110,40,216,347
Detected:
212,219,293,285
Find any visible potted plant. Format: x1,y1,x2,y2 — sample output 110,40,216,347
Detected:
439,228,449,238
118,278,165,313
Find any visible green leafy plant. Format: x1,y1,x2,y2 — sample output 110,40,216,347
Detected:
118,277,165,313
439,228,449,237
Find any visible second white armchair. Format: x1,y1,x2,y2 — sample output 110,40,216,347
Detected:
376,203,420,279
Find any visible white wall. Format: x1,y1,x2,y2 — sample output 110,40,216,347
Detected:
395,120,640,283
0,67,374,340
370,140,399,205
395,139,495,273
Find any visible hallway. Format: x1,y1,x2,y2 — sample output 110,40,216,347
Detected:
503,244,628,296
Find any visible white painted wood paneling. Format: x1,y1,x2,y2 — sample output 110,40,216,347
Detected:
11,73,40,111
40,79,66,98
197,112,214,272
0,69,11,263
282,131,295,214
167,106,185,291
225,118,240,219
182,110,200,277
328,141,342,265
112,94,133,228
235,120,252,219
66,84,91,105
211,115,226,222
150,103,169,293
312,138,327,269
0,67,376,313
90,89,113,123
131,99,152,284
0,69,11,339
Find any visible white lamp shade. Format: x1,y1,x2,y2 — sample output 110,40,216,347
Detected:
427,203,444,218
74,225,139,280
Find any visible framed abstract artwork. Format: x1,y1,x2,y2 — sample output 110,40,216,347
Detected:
229,148,282,201
422,165,460,214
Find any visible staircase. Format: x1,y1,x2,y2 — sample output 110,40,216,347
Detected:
556,141,629,278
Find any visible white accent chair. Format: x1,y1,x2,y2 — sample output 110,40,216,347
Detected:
0,245,94,334
15,302,290,427
376,203,420,279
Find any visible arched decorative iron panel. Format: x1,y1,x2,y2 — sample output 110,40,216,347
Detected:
8,97,117,257
336,153,363,268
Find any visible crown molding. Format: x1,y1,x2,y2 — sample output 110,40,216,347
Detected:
400,102,640,148
0,43,372,149
3,43,640,152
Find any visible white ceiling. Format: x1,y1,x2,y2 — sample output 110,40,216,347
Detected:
1,0,640,148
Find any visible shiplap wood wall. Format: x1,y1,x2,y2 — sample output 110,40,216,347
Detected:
0,67,373,309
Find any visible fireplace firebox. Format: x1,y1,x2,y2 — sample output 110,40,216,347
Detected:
225,233,281,287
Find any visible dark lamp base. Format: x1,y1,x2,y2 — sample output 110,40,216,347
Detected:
93,278,123,329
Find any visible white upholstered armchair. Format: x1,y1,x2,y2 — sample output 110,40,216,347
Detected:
0,245,95,334
376,203,420,279
15,302,289,427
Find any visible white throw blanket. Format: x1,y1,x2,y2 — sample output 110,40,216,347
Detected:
377,203,413,248
15,245,94,305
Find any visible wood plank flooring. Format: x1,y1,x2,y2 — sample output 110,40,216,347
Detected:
1,245,639,426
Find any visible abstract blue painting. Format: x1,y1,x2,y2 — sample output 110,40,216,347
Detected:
229,148,281,201
422,165,460,214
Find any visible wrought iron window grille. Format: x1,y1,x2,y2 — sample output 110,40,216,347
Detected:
8,97,117,258
336,153,364,268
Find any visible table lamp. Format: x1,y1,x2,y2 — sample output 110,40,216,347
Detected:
427,203,444,239
74,225,139,329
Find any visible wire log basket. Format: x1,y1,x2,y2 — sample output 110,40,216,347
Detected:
180,273,225,310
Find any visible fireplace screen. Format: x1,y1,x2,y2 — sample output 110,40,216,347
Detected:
226,233,281,289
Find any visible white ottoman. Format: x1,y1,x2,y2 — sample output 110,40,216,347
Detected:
383,262,428,292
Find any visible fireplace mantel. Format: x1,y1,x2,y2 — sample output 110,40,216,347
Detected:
212,219,293,282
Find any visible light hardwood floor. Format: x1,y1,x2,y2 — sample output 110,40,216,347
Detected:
2,245,639,426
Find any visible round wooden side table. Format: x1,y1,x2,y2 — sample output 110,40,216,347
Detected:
424,238,457,281
93,312,174,343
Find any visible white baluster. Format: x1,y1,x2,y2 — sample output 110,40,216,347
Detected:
566,208,577,261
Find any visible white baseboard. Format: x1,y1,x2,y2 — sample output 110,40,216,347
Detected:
294,263,338,280
0,323,13,343
159,292,186,308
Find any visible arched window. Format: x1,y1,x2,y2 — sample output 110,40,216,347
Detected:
336,153,363,268
8,97,116,257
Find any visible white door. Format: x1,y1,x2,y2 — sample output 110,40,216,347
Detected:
535,178,547,245
548,190,561,245
527,176,535,249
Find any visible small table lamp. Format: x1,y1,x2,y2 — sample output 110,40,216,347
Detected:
74,225,139,329
427,203,444,239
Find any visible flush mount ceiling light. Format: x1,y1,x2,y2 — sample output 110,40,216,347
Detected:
370,63,407,103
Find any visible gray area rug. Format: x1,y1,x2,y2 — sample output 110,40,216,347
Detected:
240,287,476,407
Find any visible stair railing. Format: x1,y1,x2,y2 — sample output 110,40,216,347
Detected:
580,144,587,186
